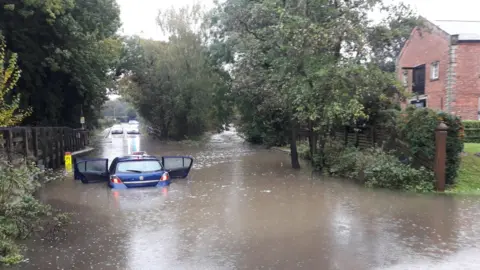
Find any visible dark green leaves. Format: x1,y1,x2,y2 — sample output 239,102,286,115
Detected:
0,0,121,128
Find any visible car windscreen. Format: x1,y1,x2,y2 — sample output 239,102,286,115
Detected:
116,160,162,173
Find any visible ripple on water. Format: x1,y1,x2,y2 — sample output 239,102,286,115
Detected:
11,128,480,270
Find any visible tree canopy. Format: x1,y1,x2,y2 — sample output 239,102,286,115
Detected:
0,0,121,128
118,5,232,140
206,0,418,168
0,35,30,126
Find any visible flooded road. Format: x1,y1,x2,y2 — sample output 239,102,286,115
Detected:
9,129,480,269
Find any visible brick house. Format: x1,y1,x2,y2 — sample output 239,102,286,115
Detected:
397,19,480,120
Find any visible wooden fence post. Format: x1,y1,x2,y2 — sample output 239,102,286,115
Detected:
60,128,65,155
55,128,61,169
371,125,376,146
74,130,79,151
40,128,48,167
66,129,72,152
22,128,30,162
46,128,53,168
32,128,39,164
3,129,13,161
355,130,359,147
434,122,448,192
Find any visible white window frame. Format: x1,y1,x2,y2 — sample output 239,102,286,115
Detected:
431,61,439,80
402,70,408,86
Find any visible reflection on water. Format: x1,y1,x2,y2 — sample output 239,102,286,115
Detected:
126,135,140,154
9,129,480,270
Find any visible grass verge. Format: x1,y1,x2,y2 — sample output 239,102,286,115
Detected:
449,143,480,193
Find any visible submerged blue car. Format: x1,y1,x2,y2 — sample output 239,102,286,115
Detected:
74,153,193,189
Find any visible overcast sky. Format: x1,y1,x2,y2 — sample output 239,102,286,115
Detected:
117,0,480,40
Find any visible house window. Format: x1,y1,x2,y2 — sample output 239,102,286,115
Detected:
412,64,426,95
402,70,408,86
410,99,427,108
431,61,439,80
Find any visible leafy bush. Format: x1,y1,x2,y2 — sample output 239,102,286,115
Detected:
398,107,464,185
0,158,67,265
463,120,480,143
0,35,68,265
318,146,434,192
323,146,359,178
297,142,311,160
361,148,434,192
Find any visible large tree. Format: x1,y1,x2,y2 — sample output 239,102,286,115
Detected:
208,0,414,168
118,4,231,140
0,0,121,128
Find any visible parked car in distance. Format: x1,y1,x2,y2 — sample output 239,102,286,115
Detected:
126,124,140,134
74,154,194,189
111,125,124,134
128,120,139,125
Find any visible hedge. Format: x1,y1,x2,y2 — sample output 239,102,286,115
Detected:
463,120,480,143
398,107,464,186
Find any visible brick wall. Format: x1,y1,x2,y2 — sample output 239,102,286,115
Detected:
452,42,480,120
397,25,450,110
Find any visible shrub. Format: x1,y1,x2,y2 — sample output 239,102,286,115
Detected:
0,158,67,265
314,138,346,171
0,35,68,265
463,120,480,143
398,107,463,185
318,146,434,192
361,148,434,192
297,141,311,160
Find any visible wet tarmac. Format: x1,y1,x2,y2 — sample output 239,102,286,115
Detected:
7,128,480,269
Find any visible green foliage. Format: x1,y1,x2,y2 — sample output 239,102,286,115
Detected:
0,35,31,126
0,25,69,264
462,120,480,143
119,5,232,140
367,3,422,72
207,0,419,168
236,109,290,146
1,0,121,128
319,146,434,192
126,108,137,120
362,148,434,192
101,99,131,118
0,159,67,265
297,142,311,160
398,107,464,185
98,118,117,128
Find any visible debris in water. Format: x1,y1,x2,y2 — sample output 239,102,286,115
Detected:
261,190,271,193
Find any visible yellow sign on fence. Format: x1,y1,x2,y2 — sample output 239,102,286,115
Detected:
64,152,72,173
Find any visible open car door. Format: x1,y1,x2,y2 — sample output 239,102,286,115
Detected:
74,158,109,184
162,156,194,179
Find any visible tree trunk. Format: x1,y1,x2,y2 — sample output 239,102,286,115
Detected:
290,121,301,169
307,120,318,162
310,133,318,161
317,132,328,171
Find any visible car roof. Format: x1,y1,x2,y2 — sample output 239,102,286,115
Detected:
116,155,159,162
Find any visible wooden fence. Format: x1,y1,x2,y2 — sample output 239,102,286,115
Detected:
0,127,89,169
333,126,387,149
299,123,448,191
333,125,434,170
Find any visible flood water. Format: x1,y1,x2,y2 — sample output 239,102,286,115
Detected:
8,128,480,270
